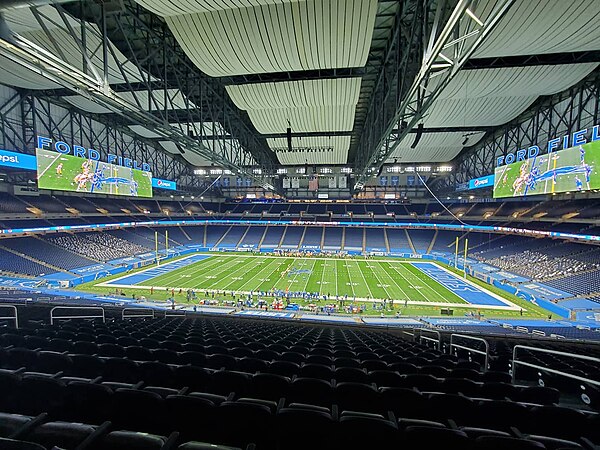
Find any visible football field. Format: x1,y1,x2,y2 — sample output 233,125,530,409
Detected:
99,254,520,310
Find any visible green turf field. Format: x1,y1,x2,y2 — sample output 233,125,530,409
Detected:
119,256,471,304
494,139,600,198
80,254,549,318
36,148,152,197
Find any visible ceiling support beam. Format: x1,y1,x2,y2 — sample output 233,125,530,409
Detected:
352,0,516,193
0,0,73,11
253,126,494,140
464,50,600,70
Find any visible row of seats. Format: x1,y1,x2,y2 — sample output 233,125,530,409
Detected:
0,410,252,450
1,315,598,450
0,348,559,406
0,371,597,450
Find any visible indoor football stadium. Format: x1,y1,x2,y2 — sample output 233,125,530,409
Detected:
0,0,599,449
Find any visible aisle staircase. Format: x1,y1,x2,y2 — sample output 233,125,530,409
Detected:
258,226,269,249
427,230,438,254
405,230,417,254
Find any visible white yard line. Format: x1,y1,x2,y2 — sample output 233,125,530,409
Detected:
378,262,411,300
351,260,374,298
295,259,317,294
365,261,393,299
216,257,270,291
236,257,282,292
334,259,339,295
387,263,433,302
343,260,356,298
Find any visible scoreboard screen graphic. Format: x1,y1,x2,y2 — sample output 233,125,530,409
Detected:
493,140,600,198
36,148,153,198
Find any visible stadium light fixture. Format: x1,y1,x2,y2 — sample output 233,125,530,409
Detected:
469,195,474,199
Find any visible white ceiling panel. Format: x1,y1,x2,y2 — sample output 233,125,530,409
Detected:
469,0,600,58
228,78,360,133
136,0,377,77
4,5,77,33
387,132,486,163
436,64,598,101
268,135,349,165
64,89,195,115
227,78,361,109
0,54,61,90
249,106,357,134
160,139,253,167
128,125,165,139
64,96,114,114
136,0,299,15
159,140,181,154
424,96,537,128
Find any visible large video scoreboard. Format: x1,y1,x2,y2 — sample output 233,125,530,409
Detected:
494,140,600,198
36,148,153,197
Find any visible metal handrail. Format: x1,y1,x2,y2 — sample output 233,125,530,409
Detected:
122,308,155,320
402,330,416,342
419,328,441,351
450,333,489,371
512,344,600,386
164,310,186,318
0,305,18,328
50,306,105,325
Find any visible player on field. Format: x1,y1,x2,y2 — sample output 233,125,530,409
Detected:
55,163,63,176
575,175,583,191
74,172,89,191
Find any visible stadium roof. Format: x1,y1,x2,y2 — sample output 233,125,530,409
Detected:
0,0,599,182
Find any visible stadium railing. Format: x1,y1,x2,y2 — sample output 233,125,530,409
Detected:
50,306,106,325
449,333,489,371
512,345,600,393
418,328,442,351
122,307,155,320
0,304,18,329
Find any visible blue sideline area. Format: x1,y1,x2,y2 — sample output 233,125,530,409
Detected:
411,263,507,307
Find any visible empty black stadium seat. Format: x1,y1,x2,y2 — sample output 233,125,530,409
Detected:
337,412,400,450
404,426,472,449
0,437,46,450
475,436,546,450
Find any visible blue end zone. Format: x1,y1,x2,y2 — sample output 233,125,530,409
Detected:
105,254,212,286
411,262,507,307
0,276,45,289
